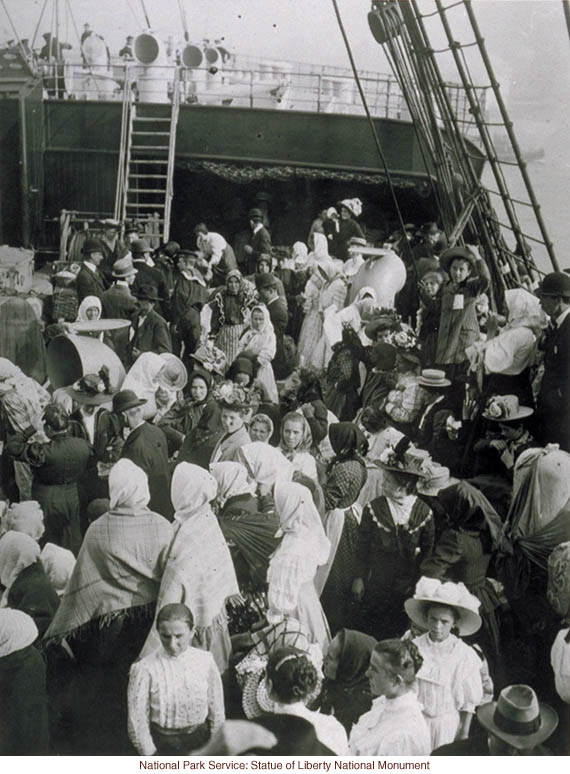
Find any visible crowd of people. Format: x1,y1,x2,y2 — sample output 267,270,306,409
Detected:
0,198,569,757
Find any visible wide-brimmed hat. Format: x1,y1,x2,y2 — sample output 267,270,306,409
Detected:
337,198,363,218
81,238,104,256
348,236,367,249
112,389,147,413
156,353,188,392
404,576,482,636
375,437,429,478
482,394,534,422
134,284,162,302
364,316,400,340
112,255,137,279
130,238,151,255
440,246,478,274
477,685,558,750
537,271,570,299
418,369,451,388
190,342,227,376
416,462,459,497
65,370,115,405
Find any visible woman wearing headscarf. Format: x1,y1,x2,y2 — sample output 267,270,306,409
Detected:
279,410,318,481
237,304,278,403
0,531,59,638
310,261,348,372
420,481,504,677
121,351,165,420
297,247,330,368
317,424,369,635
0,609,50,755
466,288,547,404
318,628,376,733
267,482,331,650
178,369,223,467
44,459,173,754
210,269,257,366
74,295,104,340
140,463,239,673
237,441,295,491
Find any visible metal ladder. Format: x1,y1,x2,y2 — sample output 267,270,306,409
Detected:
367,0,559,292
114,71,180,244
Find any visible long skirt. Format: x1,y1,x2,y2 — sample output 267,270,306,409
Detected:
297,310,322,368
319,510,360,636
215,323,245,367
295,580,331,651
33,481,82,555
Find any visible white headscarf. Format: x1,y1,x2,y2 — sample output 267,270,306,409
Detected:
108,459,150,512
292,242,308,268
273,482,330,565
0,531,41,603
40,543,76,598
210,462,257,508
505,288,548,334
237,442,295,487
238,304,276,362
122,352,165,418
171,462,217,524
76,295,102,322
0,501,44,541
308,232,330,266
0,608,38,657
511,445,570,534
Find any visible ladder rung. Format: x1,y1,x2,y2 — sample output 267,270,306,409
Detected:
129,188,166,194
129,159,168,165
132,131,171,136
133,116,171,122
129,174,168,179
131,146,169,151
126,202,166,208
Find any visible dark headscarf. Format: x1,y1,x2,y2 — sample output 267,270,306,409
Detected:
333,629,377,686
189,367,212,400
329,422,368,460
227,356,254,385
438,481,502,547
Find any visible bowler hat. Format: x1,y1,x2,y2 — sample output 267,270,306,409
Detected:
440,246,477,274
112,389,147,413
537,271,570,299
112,255,137,279
134,284,162,302
255,273,278,291
82,238,104,255
130,238,151,255
477,684,558,750
248,208,264,220
163,241,180,258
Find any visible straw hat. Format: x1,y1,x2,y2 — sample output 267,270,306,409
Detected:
156,353,188,392
482,394,533,422
375,438,429,478
477,684,558,750
418,369,451,389
416,462,459,497
404,577,482,636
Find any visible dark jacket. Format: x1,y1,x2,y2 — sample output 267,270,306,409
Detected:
132,261,170,318
247,226,272,273
537,313,570,451
121,422,173,519
101,283,138,364
8,562,60,638
0,645,50,755
76,264,106,302
266,295,289,379
131,308,172,358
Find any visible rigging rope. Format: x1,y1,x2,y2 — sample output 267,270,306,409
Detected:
0,0,28,63
138,0,151,29
31,0,49,51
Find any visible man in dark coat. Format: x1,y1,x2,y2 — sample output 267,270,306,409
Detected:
115,390,173,519
171,252,210,360
244,208,271,275
256,273,289,379
130,284,172,361
101,255,138,366
131,239,170,319
76,239,107,302
536,271,570,452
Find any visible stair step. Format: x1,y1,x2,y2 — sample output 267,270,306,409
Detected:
132,131,171,136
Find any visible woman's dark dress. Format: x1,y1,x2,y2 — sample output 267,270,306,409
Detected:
8,561,60,638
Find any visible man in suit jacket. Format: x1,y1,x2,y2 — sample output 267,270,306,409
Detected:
101,255,139,366
130,284,172,361
130,239,170,318
76,239,107,302
536,272,570,451
114,390,173,519
256,273,290,379
244,208,271,275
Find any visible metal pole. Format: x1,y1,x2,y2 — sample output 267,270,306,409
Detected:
563,0,570,47
463,0,559,270
31,0,49,51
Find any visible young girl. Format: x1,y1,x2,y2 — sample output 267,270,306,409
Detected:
209,383,251,464
417,268,445,367
406,577,484,749
279,411,318,481
178,370,222,468
249,413,275,444
128,603,224,755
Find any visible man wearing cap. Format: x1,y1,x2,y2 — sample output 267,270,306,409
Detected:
244,209,271,275
130,284,172,361
131,239,170,318
114,390,173,519
433,683,558,755
536,271,570,451
101,255,139,366
76,239,106,302
256,273,289,379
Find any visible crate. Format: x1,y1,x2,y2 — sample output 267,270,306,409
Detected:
0,246,34,293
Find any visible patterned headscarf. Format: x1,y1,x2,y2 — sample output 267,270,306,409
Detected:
329,422,368,460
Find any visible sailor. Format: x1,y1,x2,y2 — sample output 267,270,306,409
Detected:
81,24,92,45
76,239,106,302
119,36,134,60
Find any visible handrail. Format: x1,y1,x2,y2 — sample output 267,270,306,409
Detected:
163,67,180,243
114,65,132,220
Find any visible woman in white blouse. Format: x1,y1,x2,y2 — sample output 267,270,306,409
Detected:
349,639,431,756
128,603,224,755
263,646,348,755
